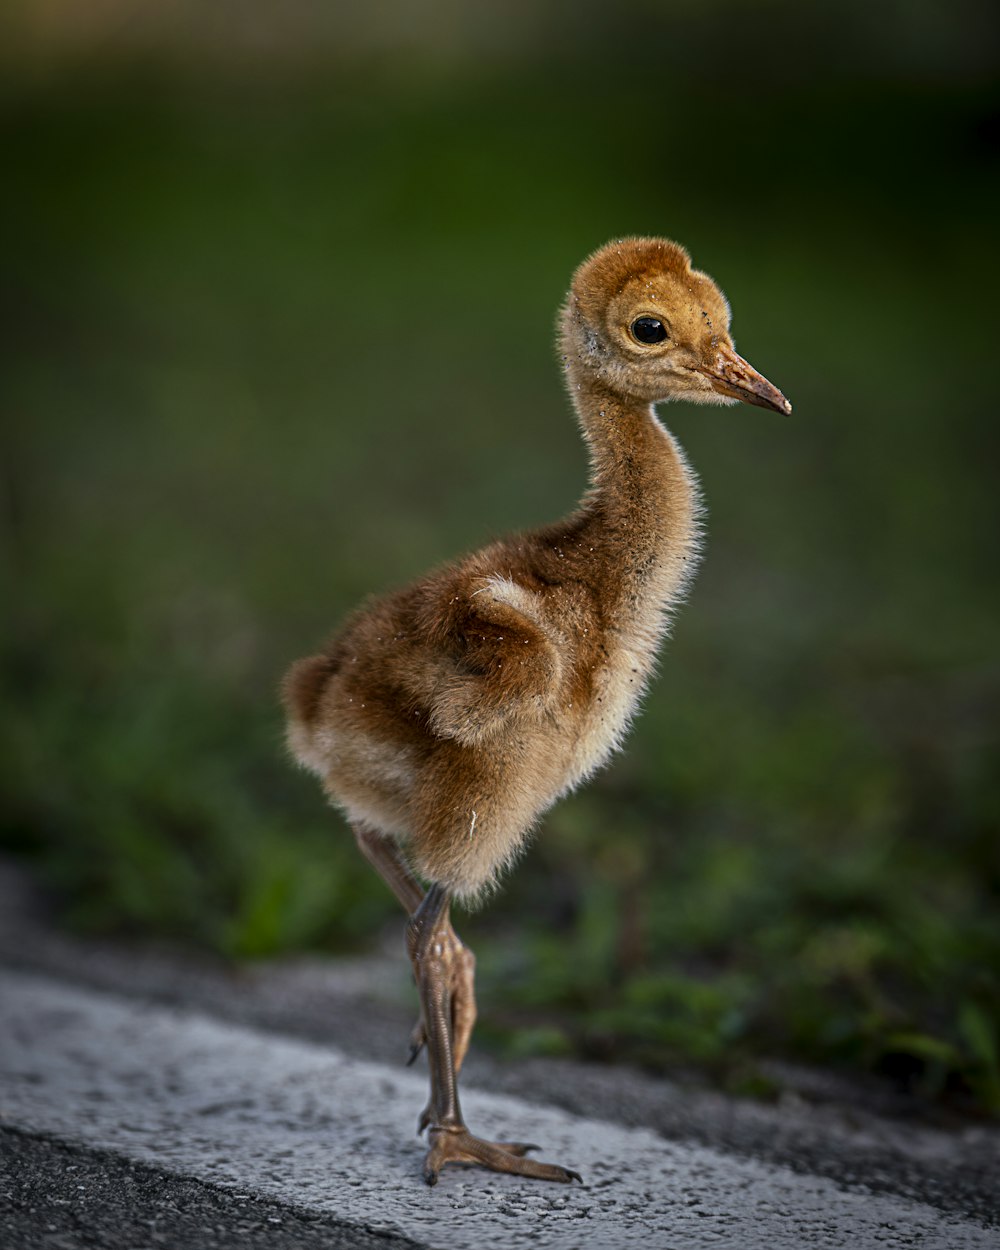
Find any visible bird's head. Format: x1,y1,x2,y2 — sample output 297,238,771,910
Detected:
560,236,791,414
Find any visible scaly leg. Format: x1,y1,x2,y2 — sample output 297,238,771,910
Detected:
352,825,477,1078
406,885,582,1186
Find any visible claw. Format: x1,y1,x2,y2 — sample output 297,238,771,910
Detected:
407,1019,426,1066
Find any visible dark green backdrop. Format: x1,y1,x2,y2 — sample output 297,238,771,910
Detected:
2,2,998,1110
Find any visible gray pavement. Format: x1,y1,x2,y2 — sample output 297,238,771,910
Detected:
1,967,998,1249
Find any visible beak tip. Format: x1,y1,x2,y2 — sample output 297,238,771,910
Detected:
706,349,792,417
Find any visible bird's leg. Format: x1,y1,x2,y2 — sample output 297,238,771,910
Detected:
352,825,477,1082
353,823,424,912
408,914,477,1136
406,885,581,1187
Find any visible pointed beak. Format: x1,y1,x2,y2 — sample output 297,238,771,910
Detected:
696,346,792,414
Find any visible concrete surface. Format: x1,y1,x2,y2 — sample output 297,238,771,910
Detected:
2,967,998,1250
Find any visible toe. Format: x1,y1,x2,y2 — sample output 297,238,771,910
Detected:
495,1141,540,1157
423,1128,580,1185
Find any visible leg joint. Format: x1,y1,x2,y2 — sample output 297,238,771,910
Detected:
405,883,450,963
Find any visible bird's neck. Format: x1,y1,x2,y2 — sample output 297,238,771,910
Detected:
568,365,702,614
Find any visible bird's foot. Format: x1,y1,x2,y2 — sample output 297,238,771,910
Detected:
422,1125,582,1187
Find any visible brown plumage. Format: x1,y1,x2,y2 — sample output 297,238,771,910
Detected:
282,236,790,1185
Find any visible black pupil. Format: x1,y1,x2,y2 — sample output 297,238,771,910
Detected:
632,316,667,344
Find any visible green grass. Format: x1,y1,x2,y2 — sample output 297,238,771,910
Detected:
2,63,998,1112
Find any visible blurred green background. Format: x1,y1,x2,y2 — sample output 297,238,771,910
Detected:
2,2,999,1111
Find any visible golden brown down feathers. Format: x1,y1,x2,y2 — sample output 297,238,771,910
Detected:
283,237,789,900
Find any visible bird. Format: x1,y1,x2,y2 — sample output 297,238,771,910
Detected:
282,236,790,1186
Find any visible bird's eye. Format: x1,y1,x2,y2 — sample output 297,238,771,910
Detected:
630,316,668,345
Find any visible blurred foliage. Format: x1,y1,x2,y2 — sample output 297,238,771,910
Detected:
1,9,999,1113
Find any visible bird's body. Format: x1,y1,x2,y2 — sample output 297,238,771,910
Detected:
283,237,789,1184
285,414,700,900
